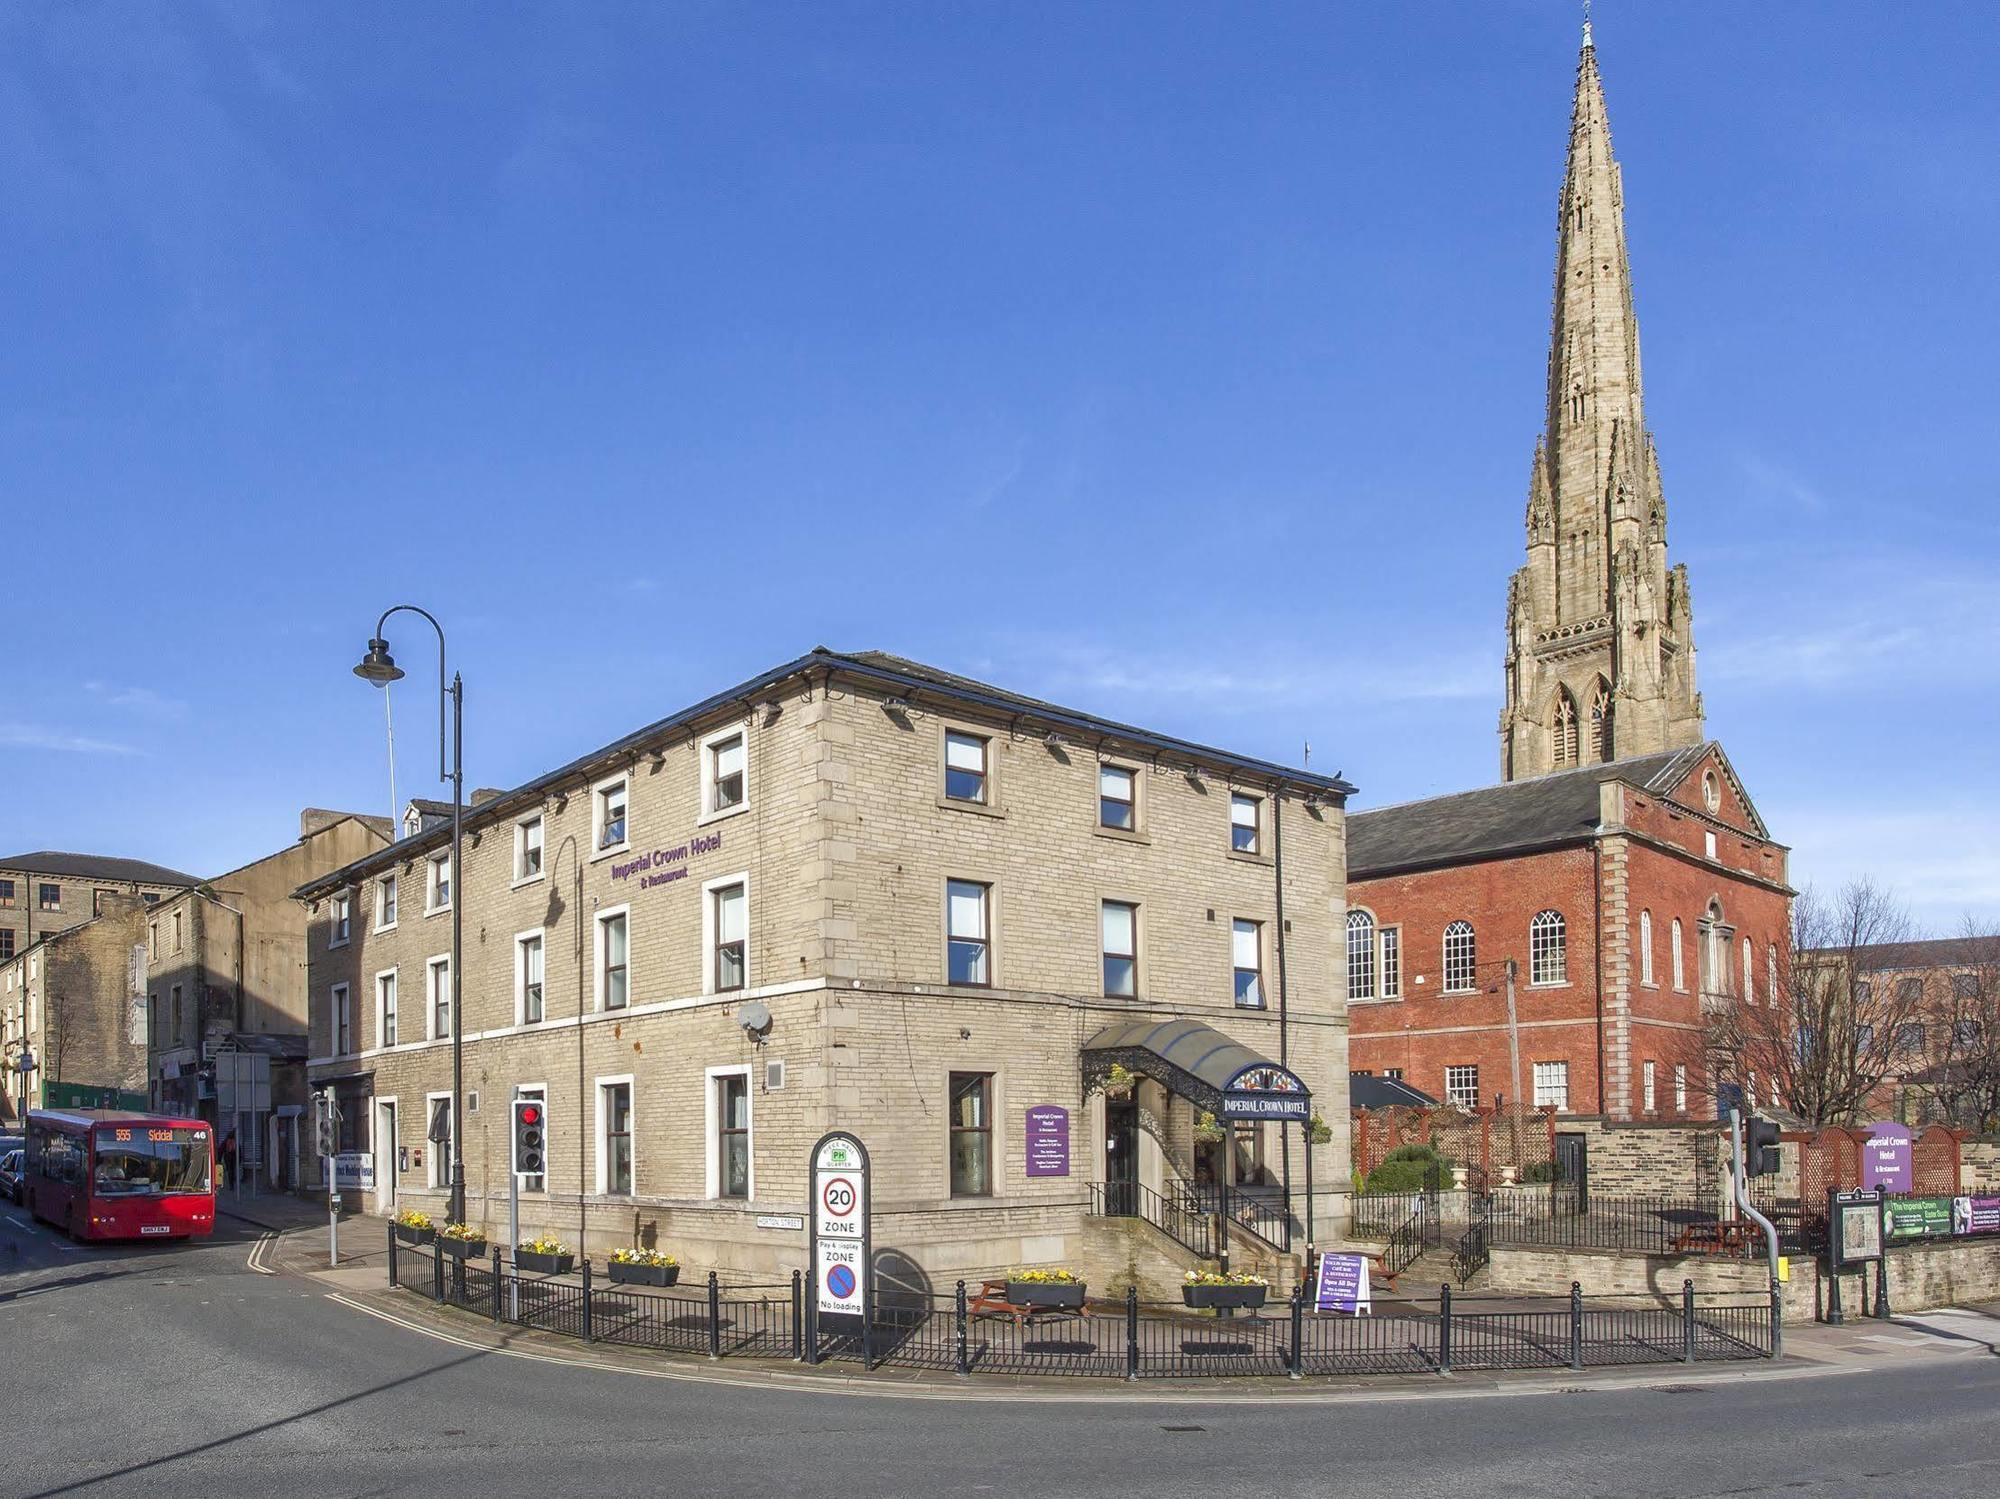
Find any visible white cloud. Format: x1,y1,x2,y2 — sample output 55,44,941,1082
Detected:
83,681,188,717
1783,803,2000,930
0,724,143,756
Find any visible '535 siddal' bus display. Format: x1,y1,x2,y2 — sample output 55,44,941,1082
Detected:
24,1110,215,1241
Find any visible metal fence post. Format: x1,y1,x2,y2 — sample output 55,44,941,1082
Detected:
387,1221,398,1286
1438,1283,1453,1375
791,1269,804,1360
955,1280,970,1376
1681,1279,1695,1364
582,1258,595,1343
707,1270,722,1360
1288,1282,1304,1380
1125,1286,1140,1381
492,1247,503,1326
1770,1279,1783,1360
433,1244,444,1304
1569,1280,1584,1371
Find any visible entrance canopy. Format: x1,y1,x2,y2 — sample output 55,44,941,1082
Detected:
1081,1018,1311,1122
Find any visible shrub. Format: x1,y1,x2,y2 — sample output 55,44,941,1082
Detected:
1363,1143,1456,1194
1519,1159,1561,1184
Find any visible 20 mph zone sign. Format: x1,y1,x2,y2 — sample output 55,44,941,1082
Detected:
810,1132,871,1321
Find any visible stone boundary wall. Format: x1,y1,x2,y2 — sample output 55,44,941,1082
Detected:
1964,1138,2000,1191
1488,1239,2000,1319
1562,1116,1803,1199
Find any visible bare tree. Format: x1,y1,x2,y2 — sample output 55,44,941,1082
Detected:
43,990,80,1090
1699,881,1934,1127
1911,920,2000,1132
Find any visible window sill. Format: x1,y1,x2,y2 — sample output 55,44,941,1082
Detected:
372,922,397,936
1347,994,1404,1006
425,904,451,919
328,939,350,951
1440,988,1478,998
697,801,750,830
938,796,1006,820
510,871,546,891
590,842,633,865
1527,981,1572,991
1226,849,1273,868
1092,825,1150,847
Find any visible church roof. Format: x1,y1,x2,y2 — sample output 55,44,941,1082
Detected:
1348,744,1710,879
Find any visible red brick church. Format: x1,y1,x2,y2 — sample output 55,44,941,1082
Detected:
1345,31,1791,1123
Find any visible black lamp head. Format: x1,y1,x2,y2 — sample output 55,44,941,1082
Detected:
353,637,405,685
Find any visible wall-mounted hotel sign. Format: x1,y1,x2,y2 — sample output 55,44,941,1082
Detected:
1221,1063,1311,1121
610,830,724,890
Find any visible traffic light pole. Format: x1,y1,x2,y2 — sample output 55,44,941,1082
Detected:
1730,1108,1782,1359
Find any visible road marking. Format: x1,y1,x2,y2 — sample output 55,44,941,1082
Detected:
246,1232,279,1275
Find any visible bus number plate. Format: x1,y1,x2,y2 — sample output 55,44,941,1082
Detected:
140,1225,171,1235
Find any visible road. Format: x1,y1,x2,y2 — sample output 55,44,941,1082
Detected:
2,1206,1997,1499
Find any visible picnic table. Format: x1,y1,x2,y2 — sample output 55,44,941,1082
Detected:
1669,1218,1763,1256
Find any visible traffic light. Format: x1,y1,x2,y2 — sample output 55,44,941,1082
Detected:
512,1097,547,1177
1745,1118,1782,1177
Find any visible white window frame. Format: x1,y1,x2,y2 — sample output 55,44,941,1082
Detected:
1642,1060,1657,1114
701,873,750,996
376,966,399,1050
1347,909,1377,1002
515,928,547,1026
699,720,751,825
1639,910,1654,986
591,771,631,860
595,1073,636,1197
1673,1063,1688,1112
1229,792,1262,855
426,851,452,915
1101,898,1139,999
943,728,991,806
425,1090,453,1190
1671,918,1686,991
374,873,398,933
1442,921,1478,994
1444,1065,1479,1109
515,1082,547,1193
1232,917,1264,1009
332,982,352,1056
1529,910,1567,987
945,878,991,988
595,905,631,1012
1098,763,1138,832
1380,924,1401,999
1531,1060,1569,1111
513,813,546,887
329,890,352,950
704,1062,754,1200
1742,937,1756,1004
426,954,452,1041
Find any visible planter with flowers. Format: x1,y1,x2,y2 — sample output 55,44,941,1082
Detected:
436,1222,487,1260
1102,1062,1138,1101
1181,1269,1269,1311
392,1208,435,1247
1005,1268,1085,1311
1193,1111,1227,1146
607,1247,680,1288
514,1234,575,1276
1306,1112,1333,1147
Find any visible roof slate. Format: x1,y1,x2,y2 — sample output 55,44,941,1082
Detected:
1347,745,1708,878
0,851,199,886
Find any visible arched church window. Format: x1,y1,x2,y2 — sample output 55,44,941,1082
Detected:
1347,910,1377,1003
1530,910,1567,986
1588,679,1613,762
1551,690,1579,769
1443,921,1478,994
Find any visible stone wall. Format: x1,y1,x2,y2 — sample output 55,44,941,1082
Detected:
1964,1138,2000,1191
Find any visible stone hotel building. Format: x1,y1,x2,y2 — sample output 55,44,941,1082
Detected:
300,649,1354,1281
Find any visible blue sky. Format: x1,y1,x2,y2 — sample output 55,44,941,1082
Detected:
3,4,1995,928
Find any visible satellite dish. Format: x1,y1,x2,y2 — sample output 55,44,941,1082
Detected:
736,1000,773,1037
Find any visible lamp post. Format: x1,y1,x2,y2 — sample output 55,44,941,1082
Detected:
355,607,465,1227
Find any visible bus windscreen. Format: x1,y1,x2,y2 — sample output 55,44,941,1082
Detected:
93,1128,211,1196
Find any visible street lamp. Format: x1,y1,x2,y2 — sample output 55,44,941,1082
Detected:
355,606,466,1227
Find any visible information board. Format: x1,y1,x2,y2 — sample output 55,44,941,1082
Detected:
1828,1187,1884,1268
1024,1105,1070,1177
1313,1252,1371,1316
1954,1195,2000,1236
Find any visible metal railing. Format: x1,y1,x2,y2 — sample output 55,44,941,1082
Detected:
386,1226,1776,1382
1087,1179,1213,1258
1383,1199,1428,1278
1176,1182,1293,1252
1484,1192,1788,1258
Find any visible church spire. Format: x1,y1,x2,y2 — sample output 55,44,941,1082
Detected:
1499,26,1704,781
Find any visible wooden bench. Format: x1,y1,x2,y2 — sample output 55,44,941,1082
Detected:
1669,1219,1762,1257
966,1279,1096,1329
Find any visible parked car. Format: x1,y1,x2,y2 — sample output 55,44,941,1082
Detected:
0,1148,23,1205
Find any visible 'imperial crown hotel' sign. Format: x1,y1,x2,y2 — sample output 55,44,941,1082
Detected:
612,831,724,890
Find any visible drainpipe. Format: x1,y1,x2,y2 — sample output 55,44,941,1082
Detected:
1273,787,1293,1249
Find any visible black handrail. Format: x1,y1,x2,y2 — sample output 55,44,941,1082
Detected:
1088,1180,1213,1258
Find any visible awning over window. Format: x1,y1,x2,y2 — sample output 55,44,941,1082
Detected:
1081,1018,1311,1121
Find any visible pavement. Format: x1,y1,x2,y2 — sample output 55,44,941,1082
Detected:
5,1203,2000,1497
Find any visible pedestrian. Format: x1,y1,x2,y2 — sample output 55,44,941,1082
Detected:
220,1131,237,1189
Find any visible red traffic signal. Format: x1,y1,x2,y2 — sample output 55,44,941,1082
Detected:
512,1097,547,1176
519,1103,542,1128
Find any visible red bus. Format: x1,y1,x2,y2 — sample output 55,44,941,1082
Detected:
24,1109,215,1242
